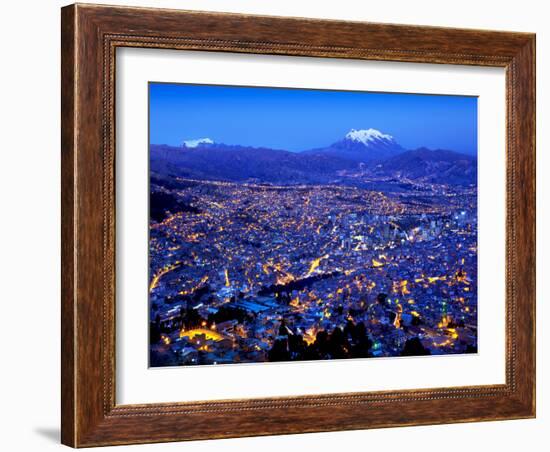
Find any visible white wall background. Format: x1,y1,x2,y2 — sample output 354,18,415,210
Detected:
0,1,546,451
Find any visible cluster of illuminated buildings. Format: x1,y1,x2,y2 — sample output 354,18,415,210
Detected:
149,177,477,366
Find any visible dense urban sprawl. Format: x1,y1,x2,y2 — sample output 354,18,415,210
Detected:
149,174,477,366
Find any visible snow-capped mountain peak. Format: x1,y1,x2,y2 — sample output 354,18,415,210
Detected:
182,137,214,148
345,128,395,146
307,128,403,161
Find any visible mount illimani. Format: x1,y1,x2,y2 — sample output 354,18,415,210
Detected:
150,128,477,186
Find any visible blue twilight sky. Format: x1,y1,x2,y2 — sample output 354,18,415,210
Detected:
149,82,478,154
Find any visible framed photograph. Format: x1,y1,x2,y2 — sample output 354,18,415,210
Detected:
61,3,536,447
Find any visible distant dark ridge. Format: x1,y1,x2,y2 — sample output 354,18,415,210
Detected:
371,148,477,186
150,143,358,184
149,143,477,187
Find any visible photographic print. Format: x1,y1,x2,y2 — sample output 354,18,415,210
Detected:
148,83,478,367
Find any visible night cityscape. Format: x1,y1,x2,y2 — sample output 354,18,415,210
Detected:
148,83,478,367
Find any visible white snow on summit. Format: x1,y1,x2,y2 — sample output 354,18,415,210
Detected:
183,137,214,148
345,128,394,145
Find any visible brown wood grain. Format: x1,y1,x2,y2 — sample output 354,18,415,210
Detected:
61,5,76,447
61,3,536,447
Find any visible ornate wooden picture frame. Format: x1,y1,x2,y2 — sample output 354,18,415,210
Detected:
61,3,535,447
